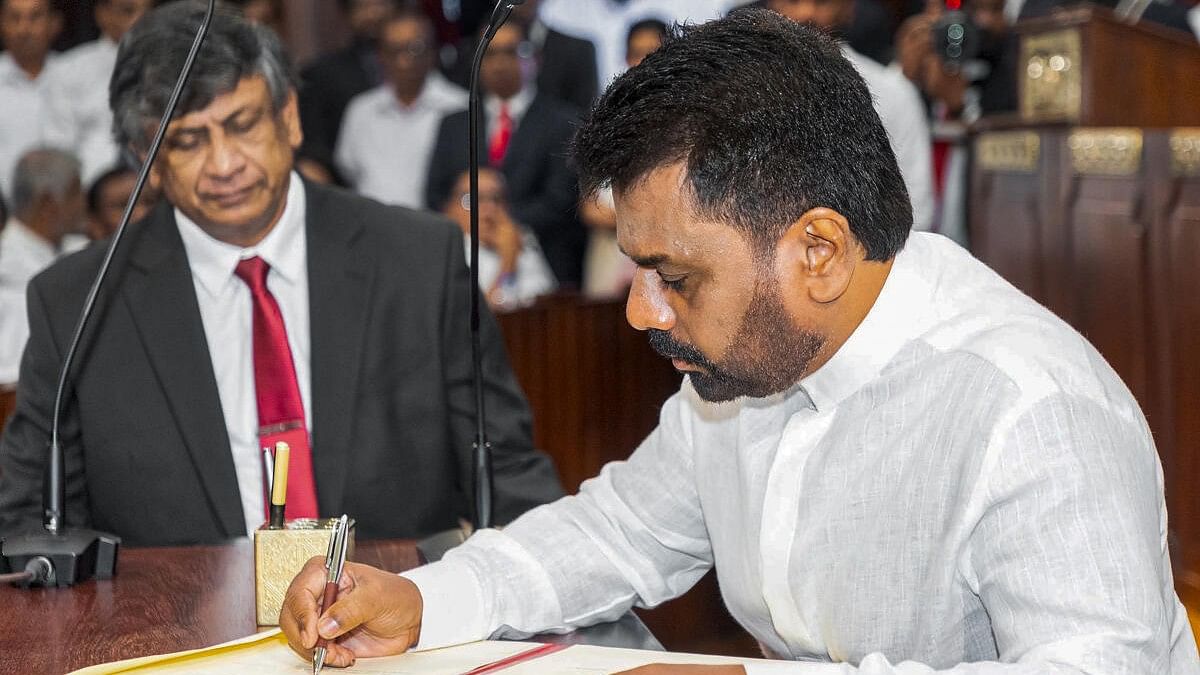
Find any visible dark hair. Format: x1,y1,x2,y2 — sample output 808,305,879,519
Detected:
573,10,912,261
87,165,136,215
110,0,296,152
626,18,669,51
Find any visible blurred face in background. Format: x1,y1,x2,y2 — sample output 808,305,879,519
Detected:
345,0,396,43
445,169,508,241
88,170,157,239
767,0,853,33
0,0,60,71
626,26,665,68
380,15,435,96
96,0,152,43
481,23,526,100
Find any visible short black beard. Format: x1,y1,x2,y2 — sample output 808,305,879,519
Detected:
647,281,826,403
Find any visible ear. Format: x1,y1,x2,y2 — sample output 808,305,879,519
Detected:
49,12,64,41
135,146,164,192
281,91,303,150
773,207,858,304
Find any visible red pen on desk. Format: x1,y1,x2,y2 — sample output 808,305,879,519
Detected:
461,642,570,675
313,515,349,675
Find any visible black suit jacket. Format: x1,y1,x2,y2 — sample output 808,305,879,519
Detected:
425,94,585,287
298,43,380,181
0,181,563,546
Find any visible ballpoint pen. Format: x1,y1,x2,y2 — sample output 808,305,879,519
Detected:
313,514,349,675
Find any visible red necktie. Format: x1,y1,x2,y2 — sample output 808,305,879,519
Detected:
234,256,319,521
489,102,513,167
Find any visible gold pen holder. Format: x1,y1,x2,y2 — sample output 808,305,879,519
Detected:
254,518,356,626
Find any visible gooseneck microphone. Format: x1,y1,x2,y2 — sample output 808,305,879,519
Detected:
417,0,524,563
467,0,525,532
0,0,218,587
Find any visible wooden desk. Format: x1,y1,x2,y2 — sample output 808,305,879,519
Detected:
0,539,658,674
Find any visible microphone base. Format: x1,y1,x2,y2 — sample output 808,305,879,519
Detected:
415,527,470,564
1,528,120,587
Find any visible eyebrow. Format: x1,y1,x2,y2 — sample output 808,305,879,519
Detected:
169,104,260,136
621,249,669,268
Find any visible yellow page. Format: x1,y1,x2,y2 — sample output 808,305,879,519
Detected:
70,632,770,674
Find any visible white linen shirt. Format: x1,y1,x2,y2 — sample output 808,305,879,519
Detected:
0,219,59,383
0,52,58,201
175,172,311,536
404,232,1200,673
843,46,935,233
39,37,121,187
336,74,468,208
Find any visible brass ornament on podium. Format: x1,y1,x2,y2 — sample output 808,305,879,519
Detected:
1068,128,1143,175
977,132,1041,173
1021,29,1082,123
1170,130,1200,177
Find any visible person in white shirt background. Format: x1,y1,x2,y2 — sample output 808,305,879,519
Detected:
39,0,152,188
440,167,556,310
758,0,935,233
0,0,61,202
281,11,1197,674
0,148,85,385
538,0,739,87
336,8,468,209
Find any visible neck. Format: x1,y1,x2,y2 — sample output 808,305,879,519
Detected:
805,258,894,377
11,53,46,79
20,213,62,249
392,79,426,107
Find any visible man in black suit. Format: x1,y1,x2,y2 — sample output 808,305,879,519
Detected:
0,2,562,547
426,21,584,287
444,0,599,112
296,0,397,185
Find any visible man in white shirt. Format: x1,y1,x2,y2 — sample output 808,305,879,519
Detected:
282,11,1199,673
39,0,152,187
0,0,61,201
760,0,936,232
0,149,83,384
336,10,467,209
538,0,739,87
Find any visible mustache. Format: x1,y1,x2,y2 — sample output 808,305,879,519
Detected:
647,330,711,367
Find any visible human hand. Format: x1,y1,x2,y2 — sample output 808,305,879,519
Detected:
616,665,747,674
281,556,424,668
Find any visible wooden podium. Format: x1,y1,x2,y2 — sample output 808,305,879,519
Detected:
970,5,1200,600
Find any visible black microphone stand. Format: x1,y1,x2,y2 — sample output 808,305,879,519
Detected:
416,0,524,563
0,0,217,587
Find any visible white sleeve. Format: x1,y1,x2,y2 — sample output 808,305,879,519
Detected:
403,388,713,646
39,67,78,151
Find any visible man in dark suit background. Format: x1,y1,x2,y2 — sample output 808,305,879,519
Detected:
444,0,599,113
0,2,562,547
295,0,397,185
426,21,583,287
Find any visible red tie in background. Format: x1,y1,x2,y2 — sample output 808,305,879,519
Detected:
234,256,319,521
489,102,513,167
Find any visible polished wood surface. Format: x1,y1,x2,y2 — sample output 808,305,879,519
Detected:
0,540,421,675
496,295,759,658
1017,6,1200,127
970,127,1200,599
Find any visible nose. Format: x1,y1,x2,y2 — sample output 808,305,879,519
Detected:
626,269,676,332
203,132,248,181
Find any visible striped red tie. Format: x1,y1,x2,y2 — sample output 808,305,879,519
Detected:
234,256,319,521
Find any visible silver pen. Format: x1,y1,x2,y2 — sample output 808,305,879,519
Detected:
313,515,349,675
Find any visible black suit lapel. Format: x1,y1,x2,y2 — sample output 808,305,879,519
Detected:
502,97,543,182
305,183,373,516
121,205,244,537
